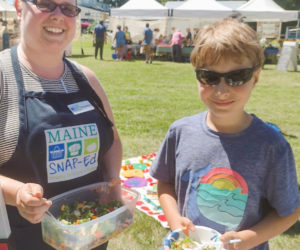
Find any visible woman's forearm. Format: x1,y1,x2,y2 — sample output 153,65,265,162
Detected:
101,136,122,181
0,175,24,206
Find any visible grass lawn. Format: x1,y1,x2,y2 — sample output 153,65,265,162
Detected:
71,35,300,250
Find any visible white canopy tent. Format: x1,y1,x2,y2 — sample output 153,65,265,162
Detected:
0,0,16,19
165,0,234,38
219,1,247,10
109,0,170,42
110,0,168,18
173,0,233,18
237,0,299,22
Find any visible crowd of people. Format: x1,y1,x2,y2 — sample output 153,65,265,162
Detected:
0,1,299,250
100,23,200,63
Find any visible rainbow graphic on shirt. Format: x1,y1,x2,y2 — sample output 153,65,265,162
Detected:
197,168,248,230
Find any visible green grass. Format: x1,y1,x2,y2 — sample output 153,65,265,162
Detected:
71,35,300,250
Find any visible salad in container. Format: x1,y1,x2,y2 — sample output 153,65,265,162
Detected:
41,182,139,250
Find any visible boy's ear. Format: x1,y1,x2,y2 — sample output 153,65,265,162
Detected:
252,67,262,87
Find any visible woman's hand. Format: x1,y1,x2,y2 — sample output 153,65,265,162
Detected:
15,183,52,224
108,177,121,187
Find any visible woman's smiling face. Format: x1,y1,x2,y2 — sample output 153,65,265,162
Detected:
19,0,77,54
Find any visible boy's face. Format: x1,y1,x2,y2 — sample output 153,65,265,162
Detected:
197,58,261,120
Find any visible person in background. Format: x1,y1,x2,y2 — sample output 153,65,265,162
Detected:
113,25,126,60
193,27,199,44
186,28,192,47
163,35,170,44
93,20,107,60
124,26,132,45
0,0,122,249
143,23,153,64
151,18,300,250
261,37,280,66
170,27,185,63
157,34,164,44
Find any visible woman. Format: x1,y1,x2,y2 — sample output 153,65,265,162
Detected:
0,0,122,249
113,25,126,60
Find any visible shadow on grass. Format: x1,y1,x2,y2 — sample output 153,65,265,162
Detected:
69,55,90,59
283,220,300,236
282,132,298,139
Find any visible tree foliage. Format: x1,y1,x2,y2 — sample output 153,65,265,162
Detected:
274,0,299,10
102,0,299,10
102,0,127,7
157,0,300,10
156,0,170,5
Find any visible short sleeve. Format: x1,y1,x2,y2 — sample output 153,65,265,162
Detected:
265,141,300,217
150,128,176,183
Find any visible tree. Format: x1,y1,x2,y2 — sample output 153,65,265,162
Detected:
102,0,127,7
157,0,171,5
103,0,299,10
274,0,299,10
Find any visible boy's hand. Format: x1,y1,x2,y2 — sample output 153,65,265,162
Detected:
173,216,196,236
15,183,52,224
220,231,244,250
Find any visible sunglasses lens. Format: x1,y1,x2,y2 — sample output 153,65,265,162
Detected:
195,66,257,87
226,69,253,86
35,0,80,17
36,0,56,12
61,5,80,17
196,70,220,85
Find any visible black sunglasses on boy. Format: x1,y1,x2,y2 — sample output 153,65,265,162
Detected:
23,0,81,17
195,66,258,87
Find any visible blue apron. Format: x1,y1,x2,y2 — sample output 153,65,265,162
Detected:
0,46,113,250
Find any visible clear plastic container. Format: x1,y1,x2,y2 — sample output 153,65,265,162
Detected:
0,182,11,240
41,182,139,250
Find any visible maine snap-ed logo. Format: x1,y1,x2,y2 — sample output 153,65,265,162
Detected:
45,123,100,183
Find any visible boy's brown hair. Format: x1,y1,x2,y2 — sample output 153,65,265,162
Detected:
190,18,264,68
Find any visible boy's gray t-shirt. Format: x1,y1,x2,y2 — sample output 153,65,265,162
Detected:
150,111,300,250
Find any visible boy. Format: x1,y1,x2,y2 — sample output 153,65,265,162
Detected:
150,18,300,250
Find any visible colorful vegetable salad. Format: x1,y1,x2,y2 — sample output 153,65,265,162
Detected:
58,200,122,225
171,236,217,250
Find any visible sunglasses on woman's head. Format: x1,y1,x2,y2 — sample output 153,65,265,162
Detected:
23,0,81,17
195,66,258,87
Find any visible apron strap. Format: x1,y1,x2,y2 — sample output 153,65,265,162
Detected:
10,46,24,94
10,46,42,185
64,58,113,127
10,45,28,134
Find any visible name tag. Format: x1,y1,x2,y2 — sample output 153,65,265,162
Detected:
68,100,94,115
